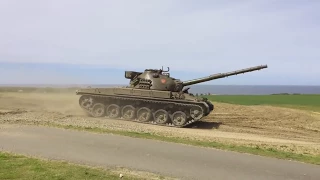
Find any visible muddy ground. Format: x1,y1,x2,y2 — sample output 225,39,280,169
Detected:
0,92,319,155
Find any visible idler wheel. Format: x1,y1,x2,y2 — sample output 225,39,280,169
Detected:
91,103,105,117
121,105,136,120
136,107,152,122
171,111,187,126
106,104,120,119
153,109,170,124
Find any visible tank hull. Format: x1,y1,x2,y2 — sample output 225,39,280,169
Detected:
76,87,214,128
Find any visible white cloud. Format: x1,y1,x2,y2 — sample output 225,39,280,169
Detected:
0,0,319,75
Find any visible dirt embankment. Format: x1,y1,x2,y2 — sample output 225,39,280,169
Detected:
0,92,319,155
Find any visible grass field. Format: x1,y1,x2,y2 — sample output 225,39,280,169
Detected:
203,94,320,111
0,152,153,180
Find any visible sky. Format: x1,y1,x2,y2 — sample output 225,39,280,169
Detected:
0,0,319,85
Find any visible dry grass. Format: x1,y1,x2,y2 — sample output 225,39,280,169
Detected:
206,102,320,142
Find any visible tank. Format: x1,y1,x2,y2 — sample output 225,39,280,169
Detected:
76,64,268,128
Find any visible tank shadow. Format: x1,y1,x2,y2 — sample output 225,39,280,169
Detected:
185,121,222,129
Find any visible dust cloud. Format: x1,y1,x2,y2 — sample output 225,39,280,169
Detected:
0,91,85,116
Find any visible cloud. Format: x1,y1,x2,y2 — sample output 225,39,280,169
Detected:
0,0,319,77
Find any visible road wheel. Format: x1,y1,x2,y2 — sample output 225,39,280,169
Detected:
154,109,169,124
171,111,187,126
91,103,105,117
136,107,152,122
121,105,136,120
106,104,120,119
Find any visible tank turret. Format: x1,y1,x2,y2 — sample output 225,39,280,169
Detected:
125,65,268,92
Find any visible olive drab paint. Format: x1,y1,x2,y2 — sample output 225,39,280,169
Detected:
76,64,268,128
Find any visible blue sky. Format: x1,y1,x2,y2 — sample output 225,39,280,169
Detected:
0,0,319,85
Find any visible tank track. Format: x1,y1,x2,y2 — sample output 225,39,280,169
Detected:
78,94,209,128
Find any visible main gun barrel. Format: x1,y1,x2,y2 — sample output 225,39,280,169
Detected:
182,64,268,86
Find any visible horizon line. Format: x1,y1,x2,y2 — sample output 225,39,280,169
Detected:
0,84,320,87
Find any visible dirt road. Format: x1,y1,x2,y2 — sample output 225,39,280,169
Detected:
0,92,319,155
1,124,319,180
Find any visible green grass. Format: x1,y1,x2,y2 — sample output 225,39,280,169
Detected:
54,124,320,165
0,151,144,180
202,94,320,111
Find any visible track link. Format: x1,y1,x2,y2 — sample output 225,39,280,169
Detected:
78,94,209,128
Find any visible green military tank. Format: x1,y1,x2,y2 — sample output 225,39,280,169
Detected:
76,64,268,128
